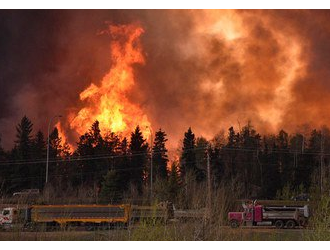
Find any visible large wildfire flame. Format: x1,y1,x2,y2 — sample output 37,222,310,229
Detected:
56,12,305,150
4,10,330,152
45,11,309,152
60,24,151,147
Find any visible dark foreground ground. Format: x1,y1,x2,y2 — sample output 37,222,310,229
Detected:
0,225,310,241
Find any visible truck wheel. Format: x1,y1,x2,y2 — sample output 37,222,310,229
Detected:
230,220,239,228
285,220,296,229
274,220,284,229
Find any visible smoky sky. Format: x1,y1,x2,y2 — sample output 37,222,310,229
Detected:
1,10,330,149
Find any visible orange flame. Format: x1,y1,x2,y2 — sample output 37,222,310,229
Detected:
69,24,151,143
55,121,74,152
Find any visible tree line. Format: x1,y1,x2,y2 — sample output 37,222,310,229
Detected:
0,116,330,204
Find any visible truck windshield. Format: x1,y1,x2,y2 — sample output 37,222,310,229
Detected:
3,210,10,216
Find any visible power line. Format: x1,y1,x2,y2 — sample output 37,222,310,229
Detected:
1,144,329,166
0,157,213,183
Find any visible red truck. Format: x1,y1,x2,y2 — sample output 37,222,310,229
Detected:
228,201,309,229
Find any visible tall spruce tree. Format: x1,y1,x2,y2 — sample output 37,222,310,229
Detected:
195,137,208,182
129,126,148,194
290,133,306,189
15,116,33,159
261,135,281,198
13,116,34,190
276,130,292,190
31,130,46,189
168,161,181,201
223,126,239,182
76,121,110,186
305,129,322,193
114,137,130,192
239,123,261,197
180,127,197,181
152,129,169,181
48,127,63,187
209,145,224,187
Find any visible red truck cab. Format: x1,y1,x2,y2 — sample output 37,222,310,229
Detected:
228,203,262,228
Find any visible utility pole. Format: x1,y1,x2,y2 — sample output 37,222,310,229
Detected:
46,115,62,186
146,126,153,201
320,130,324,195
150,132,153,200
206,150,211,219
294,137,298,177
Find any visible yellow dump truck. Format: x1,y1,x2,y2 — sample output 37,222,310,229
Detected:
1,204,131,230
1,202,176,231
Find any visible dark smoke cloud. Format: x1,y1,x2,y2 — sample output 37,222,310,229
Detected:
1,10,330,149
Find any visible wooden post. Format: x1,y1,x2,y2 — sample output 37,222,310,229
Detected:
207,150,211,219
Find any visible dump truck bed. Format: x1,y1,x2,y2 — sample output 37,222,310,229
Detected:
263,207,299,220
30,204,130,224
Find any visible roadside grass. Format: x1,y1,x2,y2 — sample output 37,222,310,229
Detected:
0,224,306,241
303,196,330,241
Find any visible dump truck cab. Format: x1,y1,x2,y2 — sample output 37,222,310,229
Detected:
228,202,259,227
0,207,19,227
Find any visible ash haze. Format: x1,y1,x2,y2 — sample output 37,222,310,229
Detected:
1,10,330,149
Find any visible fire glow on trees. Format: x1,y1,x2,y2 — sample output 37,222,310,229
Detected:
60,24,151,147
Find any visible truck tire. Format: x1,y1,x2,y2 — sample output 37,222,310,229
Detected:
230,219,239,228
285,220,296,229
274,220,284,229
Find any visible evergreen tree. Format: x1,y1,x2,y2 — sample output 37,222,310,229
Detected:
209,145,224,187
227,126,237,148
305,129,322,193
47,127,72,190
99,169,122,203
238,123,261,197
276,130,293,189
12,116,34,190
15,116,33,159
223,126,239,182
152,129,169,181
290,133,306,188
261,135,281,198
113,137,130,192
76,121,111,186
129,126,148,194
49,127,62,158
180,127,197,181
48,127,63,187
167,161,181,201
195,137,208,182
31,130,46,189
209,132,225,187
33,131,46,158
